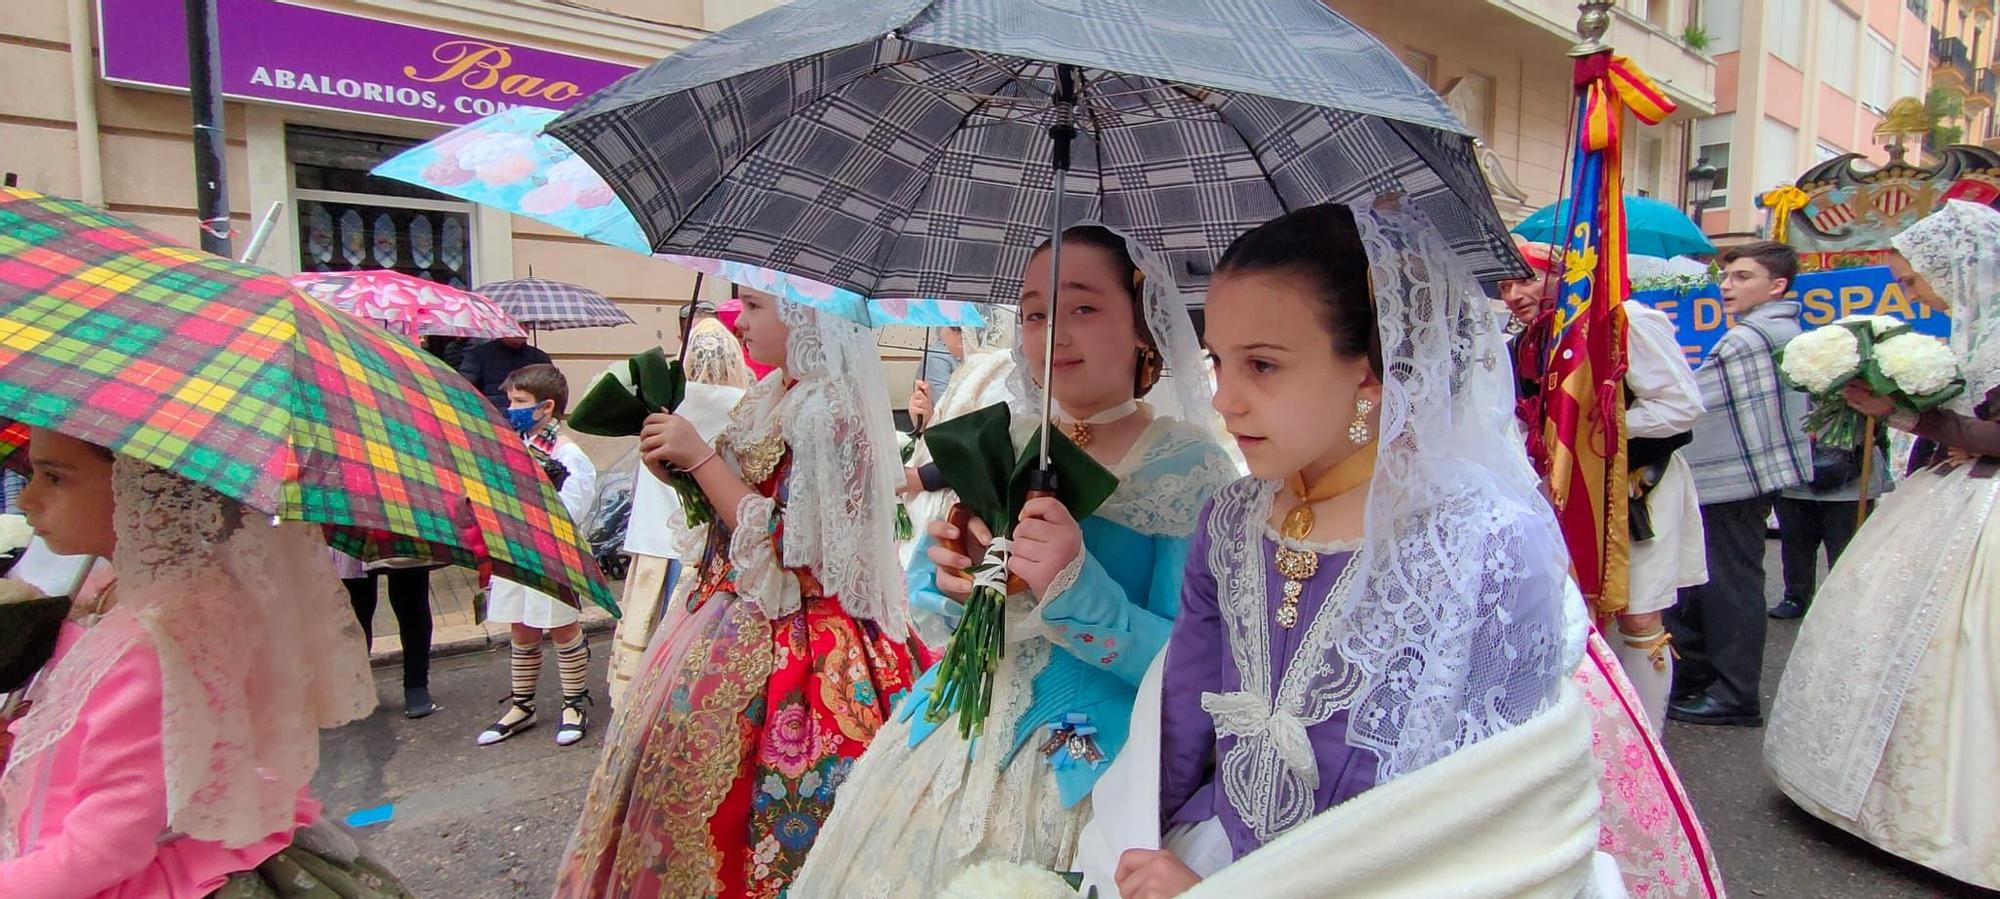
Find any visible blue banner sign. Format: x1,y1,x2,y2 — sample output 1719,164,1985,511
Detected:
1634,266,1950,367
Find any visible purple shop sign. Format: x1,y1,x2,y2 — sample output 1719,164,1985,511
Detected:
97,0,638,127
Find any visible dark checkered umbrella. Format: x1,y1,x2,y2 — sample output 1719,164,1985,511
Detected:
476,277,635,331
0,189,614,613
547,0,1532,309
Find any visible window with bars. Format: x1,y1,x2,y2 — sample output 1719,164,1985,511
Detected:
287,125,475,289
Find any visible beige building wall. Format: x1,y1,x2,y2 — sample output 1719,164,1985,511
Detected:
1335,0,1717,222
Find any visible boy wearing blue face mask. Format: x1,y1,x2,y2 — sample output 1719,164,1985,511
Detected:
480,364,600,748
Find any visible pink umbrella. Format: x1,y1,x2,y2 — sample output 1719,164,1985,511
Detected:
290,271,525,340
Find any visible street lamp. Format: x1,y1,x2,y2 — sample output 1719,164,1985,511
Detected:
1684,157,1720,223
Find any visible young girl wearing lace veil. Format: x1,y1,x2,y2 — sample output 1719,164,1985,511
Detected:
1,429,410,898
551,290,918,899
790,225,1237,896
1765,199,2000,889
1079,203,1611,899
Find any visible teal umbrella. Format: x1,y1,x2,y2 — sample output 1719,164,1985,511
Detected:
1513,195,1717,259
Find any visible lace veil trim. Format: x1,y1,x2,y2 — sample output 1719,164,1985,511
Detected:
1,458,374,852
1893,199,2000,411
1196,206,1581,839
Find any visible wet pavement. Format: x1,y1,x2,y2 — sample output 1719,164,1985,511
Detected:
314,544,1998,897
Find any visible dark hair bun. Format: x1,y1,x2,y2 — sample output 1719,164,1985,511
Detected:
1214,204,1378,370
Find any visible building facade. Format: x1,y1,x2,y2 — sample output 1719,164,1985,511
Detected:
5,0,1711,394
1,0,786,395
1332,0,1718,223
1691,0,1933,235
1923,0,2000,151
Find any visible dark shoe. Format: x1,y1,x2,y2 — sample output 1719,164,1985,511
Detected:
403,686,437,719
1668,694,1763,727
1669,680,1712,704
1768,598,1807,620
477,697,536,746
556,692,592,747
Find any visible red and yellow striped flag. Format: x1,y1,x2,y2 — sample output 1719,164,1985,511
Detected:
1536,52,1677,623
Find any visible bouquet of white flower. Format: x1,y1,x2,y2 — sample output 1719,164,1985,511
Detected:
1778,314,1966,449
940,860,1086,899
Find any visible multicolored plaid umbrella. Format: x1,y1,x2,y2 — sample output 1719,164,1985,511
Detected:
0,189,613,613
290,270,527,340
475,277,635,331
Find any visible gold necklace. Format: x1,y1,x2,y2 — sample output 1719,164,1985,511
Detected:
1273,444,1375,628
1058,400,1140,449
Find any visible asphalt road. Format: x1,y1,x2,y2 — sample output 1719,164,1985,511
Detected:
312,543,1997,898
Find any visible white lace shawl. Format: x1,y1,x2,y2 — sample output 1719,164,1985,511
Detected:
1208,205,1583,819
722,296,908,633
1892,199,2000,411
0,459,374,853
1006,222,1221,443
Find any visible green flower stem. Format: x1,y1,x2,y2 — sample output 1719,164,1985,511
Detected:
926,583,1008,739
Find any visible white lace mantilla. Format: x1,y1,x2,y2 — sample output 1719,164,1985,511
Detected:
1200,480,1369,843
1892,199,2000,414
1092,416,1239,538
1,459,374,854
712,293,907,631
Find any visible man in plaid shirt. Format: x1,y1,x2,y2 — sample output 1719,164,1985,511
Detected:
1668,241,1812,726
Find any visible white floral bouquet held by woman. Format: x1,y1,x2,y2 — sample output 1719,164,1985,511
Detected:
940,860,1086,898
1779,314,1966,448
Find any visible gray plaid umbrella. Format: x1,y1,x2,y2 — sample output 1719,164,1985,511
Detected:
547,0,1531,310
474,277,636,331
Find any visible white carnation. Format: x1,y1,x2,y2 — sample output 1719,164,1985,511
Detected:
1781,326,1863,394
940,861,1079,899
0,514,31,554
1873,333,1960,397
1834,314,1905,337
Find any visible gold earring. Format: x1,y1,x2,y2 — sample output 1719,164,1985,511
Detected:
1348,398,1376,445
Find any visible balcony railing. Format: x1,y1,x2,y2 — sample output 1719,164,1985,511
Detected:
1933,31,1976,83
1983,68,1999,97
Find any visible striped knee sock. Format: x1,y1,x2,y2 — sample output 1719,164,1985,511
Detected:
510,640,543,702
555,633,590,700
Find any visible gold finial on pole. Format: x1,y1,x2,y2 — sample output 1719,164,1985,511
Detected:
1571,0,1615,57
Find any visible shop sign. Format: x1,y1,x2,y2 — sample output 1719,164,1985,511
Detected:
98,0,638,126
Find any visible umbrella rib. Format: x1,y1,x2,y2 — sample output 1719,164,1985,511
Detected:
861,61,1005,294
1165,83,1288,213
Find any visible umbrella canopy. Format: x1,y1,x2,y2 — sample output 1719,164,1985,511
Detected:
545,0,1529,306
290,270,526,339
476,277,636,331
664,256,984,329
374,106,988,329
1513,196,1717,259
0,189,613,612
372,105,652,255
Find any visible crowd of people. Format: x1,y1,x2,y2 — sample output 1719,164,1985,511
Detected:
1,196,1995,899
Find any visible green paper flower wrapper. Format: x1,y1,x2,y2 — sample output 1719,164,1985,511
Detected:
1779,317,1968,450
920,403,1119,739
570,348,713,528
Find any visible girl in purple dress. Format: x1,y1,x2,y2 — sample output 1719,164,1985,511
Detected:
1084,203,1600,899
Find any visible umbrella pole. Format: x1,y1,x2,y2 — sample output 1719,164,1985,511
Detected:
679,272,705,365
1036,63,1080,477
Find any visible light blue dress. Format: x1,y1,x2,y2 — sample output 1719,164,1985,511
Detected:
792,415,1235,895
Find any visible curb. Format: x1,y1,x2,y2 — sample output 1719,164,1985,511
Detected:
367,612,618,667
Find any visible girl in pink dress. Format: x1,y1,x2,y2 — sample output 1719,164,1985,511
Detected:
0,429,408,898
